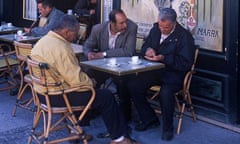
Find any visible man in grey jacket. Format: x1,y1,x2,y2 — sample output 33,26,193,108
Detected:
83,9,137,60
83,8,137,91
83,9,137,133
24,0,64,36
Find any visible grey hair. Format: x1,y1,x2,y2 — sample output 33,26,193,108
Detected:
158,8,177,24
53,14,79,32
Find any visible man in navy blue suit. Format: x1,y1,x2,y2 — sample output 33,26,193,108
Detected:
128,8,196,141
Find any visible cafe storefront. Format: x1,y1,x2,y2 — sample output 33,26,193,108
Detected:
0,0,239,125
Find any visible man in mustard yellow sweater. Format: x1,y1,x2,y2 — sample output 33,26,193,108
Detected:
31,14,138,144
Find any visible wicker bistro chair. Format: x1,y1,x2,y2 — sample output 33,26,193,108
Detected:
12,41,36,116
26,57,95,144
0,43,18,95
76,23,88,44
148,48,199,135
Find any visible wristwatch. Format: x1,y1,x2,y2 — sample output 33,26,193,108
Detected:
103,52,107,57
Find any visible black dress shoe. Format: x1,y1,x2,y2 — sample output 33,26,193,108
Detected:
161,131,174,141
134,119,160,131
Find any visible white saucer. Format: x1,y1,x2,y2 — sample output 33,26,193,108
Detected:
107,63,120,67
128,60,142,65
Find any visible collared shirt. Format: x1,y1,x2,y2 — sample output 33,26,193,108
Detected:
108,24,121,49
160,34,168,44
31,31,93,93
160,27,175,44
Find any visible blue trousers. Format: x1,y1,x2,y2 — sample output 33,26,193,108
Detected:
127,70,181,132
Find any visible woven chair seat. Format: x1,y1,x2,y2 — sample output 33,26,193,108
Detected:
0,43,19,95
0,58,18,67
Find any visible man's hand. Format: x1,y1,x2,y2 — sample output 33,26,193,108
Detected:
145,54,164,61
87,52,104,60
145,47,156,58
24,28,31,33
88,52,96,60
144,47,164,61
95,52,105,59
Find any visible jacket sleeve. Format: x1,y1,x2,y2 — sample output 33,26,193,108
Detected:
83,24,99,58
140,25,158,56
53,45,93,87
163,32,195,72
31,8,64,36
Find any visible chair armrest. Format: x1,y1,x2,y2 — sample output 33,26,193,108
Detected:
64,85,95,94
0,44,16,56
4,50,16,55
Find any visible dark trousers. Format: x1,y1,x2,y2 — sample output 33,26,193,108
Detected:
127,70,181,132
38,88,128,139
86,69,132,122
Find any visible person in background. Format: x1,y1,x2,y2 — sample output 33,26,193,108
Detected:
31,14,138,144
74,0,98,23
127,8,196,141
74,0,99,37
24,0,64,36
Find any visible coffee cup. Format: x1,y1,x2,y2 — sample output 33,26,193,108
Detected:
109,58,117,65
131,56,139,64
7,23,12,27
67,9,73,15
17,30,23,36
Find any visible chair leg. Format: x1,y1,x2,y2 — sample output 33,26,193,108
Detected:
12,83,27,116
43,107,52,143
8,67,19,95
63,94,89,144
175,94,181,112
12,83,34,116
186,94,197,122
176,93,197,135
176,102,186,135
0,72,18,95
27,106,42,144
28,108,90,144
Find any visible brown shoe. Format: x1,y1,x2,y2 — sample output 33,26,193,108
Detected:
110,137,139,144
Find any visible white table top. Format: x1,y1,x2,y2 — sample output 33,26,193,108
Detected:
80,57,165,76
0,33,41,43
0,25,22,35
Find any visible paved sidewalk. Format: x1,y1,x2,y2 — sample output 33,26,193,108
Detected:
1,90,240,144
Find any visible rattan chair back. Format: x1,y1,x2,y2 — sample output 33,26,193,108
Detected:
26,57,95,144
